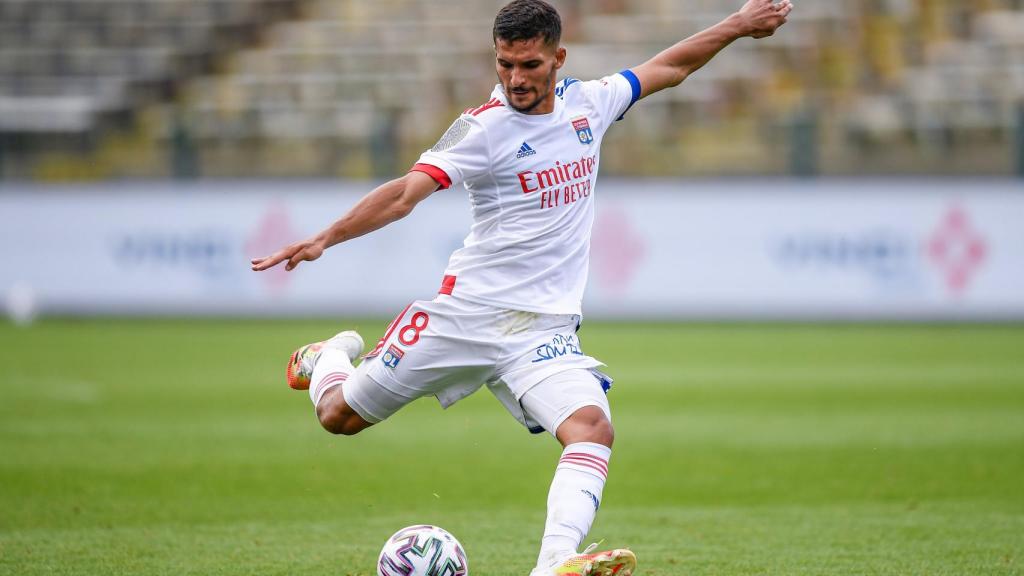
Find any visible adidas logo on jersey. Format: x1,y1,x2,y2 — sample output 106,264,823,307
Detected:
516,142,537,159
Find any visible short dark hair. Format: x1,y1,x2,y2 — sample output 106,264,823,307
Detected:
493,0,562,47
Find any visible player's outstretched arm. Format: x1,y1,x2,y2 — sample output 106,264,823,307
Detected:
250,170,440,272
630,0,792,99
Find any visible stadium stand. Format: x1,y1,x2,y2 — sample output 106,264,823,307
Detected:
0,0,301,178
0,0,1022,179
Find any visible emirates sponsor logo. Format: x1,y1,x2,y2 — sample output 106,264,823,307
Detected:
517,155,597,210
517,155,596,194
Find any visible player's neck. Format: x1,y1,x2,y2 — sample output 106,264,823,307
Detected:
526,101,554,115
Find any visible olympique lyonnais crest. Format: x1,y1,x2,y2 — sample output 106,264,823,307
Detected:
382,344,404,368
571,116,593,144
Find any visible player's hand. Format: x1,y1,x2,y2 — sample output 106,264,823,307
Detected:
251,238,325,272
737,0,792,39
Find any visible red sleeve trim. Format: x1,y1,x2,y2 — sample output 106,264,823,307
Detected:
466,98,504,116
410,163,452,190
439,274,457,295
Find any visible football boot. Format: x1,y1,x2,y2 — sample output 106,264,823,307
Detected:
531,544,636,576
285,330,364,390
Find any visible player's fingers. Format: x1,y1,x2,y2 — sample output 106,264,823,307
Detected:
284,248,312,271
253,249,293,271
252,257,278,271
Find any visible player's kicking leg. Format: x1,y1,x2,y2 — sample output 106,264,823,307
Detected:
285,330,374,435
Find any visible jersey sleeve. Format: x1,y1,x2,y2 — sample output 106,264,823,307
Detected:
585,69,642,122
411,115,490,190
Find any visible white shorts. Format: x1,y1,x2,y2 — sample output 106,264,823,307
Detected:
342,295,613,435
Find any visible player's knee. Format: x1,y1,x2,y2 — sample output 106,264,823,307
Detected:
316,398,370,436
589,417,615,447
557,405,614,447
315,401,346,434
317,409,365,436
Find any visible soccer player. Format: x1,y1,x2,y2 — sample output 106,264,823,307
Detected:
252,0,791,574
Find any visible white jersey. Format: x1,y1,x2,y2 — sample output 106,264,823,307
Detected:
413,70,641,316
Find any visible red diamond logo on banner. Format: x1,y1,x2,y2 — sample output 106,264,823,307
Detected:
927,206,987,295
246,201,301,294
592,206,645,296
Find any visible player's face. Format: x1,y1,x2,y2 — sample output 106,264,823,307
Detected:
495,36,566,115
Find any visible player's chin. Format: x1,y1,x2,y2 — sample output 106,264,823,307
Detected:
509,93,540,112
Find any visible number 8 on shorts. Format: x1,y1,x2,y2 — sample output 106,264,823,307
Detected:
398,312,430,346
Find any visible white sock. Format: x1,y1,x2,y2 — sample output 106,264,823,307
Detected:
308,347,354,407
536,442,612,568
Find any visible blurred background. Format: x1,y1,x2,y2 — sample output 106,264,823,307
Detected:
1,0,1022,320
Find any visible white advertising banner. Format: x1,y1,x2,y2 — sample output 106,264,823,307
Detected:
584,180,1023,319
2,179,1022,320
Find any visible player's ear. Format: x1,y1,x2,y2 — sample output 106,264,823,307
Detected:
555,46,566,69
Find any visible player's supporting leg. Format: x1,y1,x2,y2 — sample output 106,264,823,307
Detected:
286,331,374,436
522,371,636,576
538,408,614,568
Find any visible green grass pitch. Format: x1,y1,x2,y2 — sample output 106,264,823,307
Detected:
2,319,1023,575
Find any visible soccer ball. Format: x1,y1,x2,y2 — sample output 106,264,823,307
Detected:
377,524,468,576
